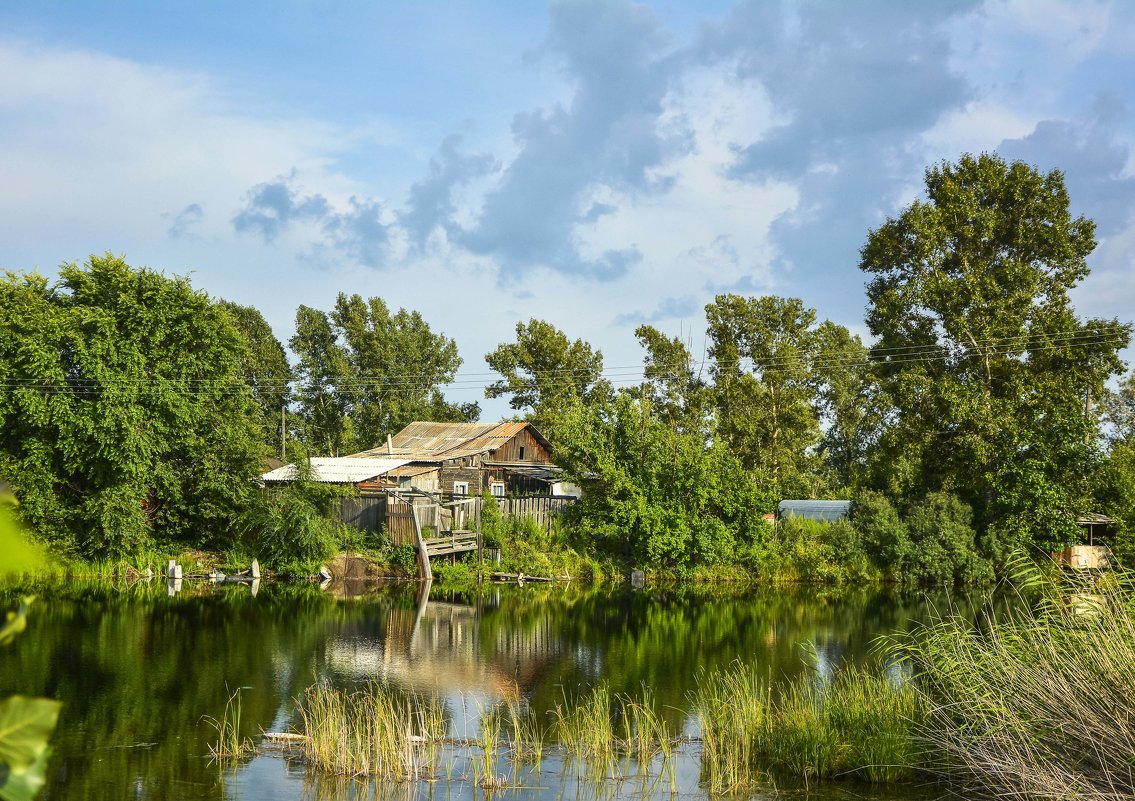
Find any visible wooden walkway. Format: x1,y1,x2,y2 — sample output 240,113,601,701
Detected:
390,490,482,580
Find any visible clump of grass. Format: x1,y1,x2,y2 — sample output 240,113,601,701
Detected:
694,661,925,792
550,683,676,782
205,688,256,759
890,565,1135,800
299,681,447,779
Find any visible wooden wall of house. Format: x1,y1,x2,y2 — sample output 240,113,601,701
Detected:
439,465,484,495
490,428,551,463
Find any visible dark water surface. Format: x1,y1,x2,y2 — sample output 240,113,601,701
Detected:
0,578,979,801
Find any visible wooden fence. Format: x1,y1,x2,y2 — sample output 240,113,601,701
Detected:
336,493,578,546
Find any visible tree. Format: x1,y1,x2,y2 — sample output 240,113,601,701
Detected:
218,300,292,452
289,295,471,455
289,306,357,457
634,325,710,437
0,254,265,559
812,321,882,489
329,293,471,445
860,153,1130,549
485,319,609,442
1102,370,1135,446
705,294,825,497
555,393,773,567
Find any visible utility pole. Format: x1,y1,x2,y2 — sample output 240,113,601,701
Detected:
280,405,287,462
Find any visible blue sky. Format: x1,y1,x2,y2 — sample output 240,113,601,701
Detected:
2,0,1134,422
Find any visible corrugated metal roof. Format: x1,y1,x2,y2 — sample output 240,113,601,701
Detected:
777,500,852,522
260,457,410,484
353,421,551,461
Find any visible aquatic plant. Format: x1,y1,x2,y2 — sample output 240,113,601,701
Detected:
298,681,447,779
204,688,255,759
891,564,1135,800
693,660,925,792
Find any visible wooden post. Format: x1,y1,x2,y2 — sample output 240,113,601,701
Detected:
410,496,432,582
476,495,483,568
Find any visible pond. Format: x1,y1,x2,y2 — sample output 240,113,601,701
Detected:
0,577,988,801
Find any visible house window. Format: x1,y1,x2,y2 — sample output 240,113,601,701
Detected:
518,446,525,460
452,481,469,496
490,482,506,498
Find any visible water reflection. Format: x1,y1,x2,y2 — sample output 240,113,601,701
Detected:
0,578,991,801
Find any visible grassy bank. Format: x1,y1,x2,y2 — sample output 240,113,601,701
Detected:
890,566,1135,800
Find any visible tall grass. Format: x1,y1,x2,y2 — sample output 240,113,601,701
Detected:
205,688,255,759
693,661,925,792
890,566,1135,800
299,681,447,779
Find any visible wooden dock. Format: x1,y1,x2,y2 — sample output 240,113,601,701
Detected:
390,490,482,580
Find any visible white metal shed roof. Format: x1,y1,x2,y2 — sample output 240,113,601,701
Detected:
259,457,410,484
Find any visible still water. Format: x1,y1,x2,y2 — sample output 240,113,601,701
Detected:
0,578,979,801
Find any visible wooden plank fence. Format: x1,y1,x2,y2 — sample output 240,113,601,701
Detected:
337,492,577,546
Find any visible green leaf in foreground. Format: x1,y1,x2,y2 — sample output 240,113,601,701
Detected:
0,696,62,801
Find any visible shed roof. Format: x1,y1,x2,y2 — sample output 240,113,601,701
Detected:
354,421,552,461
260,457,410,484
777,500,852,522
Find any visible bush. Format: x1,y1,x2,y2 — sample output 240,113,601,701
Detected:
905,493,993,585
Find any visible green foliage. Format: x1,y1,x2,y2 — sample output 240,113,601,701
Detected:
389,545,418,572
904,492,993,586
0,255,266,560
0,695,62,801
484,319,610,444
556,394,773,568
861,153,1130,549
239,469,349,575
217,300,292,452
289,295,471,455
772,517,876,585
852,490,911,574
706,294,825,495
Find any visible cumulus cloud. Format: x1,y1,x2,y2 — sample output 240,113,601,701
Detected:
232,175,394,268
612,295,698,326
999,114,1135,236
400,133,497,251
165,203,204,240
453,0,691,282
232,178,331,241
691,0,980,312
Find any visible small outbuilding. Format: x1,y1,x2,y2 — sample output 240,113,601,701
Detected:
776,500,852,523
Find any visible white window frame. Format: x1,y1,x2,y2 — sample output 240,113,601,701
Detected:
490,482,506,498
452,481,469,496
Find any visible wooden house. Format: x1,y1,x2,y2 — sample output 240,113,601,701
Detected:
354,420,560,497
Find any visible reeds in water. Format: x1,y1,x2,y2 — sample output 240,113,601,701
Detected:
299,681,447,780
892,567,1135,800
205,688,256,760
694,661,924,792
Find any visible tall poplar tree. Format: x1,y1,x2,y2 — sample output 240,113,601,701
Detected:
860,153,1130,549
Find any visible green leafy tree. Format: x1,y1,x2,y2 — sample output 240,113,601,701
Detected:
860,153,1130,550
330,293,471,445
0,254,265,559
556,394,773,567
1102,370,1135,446
289,306,357,456
634,325,711,437
485,319,610,443
812,322,882,489
705,294,825,497
218,300,293,452
289,295,470,455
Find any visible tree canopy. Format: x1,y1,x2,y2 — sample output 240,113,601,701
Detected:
860,153,1130,549
0,255,265,558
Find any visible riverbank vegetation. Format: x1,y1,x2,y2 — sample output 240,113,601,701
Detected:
3,154,1134,583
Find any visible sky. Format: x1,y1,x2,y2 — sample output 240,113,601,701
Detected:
2,0,1134,422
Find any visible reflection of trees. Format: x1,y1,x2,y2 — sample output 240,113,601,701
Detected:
0,578,994,800
0,580,413,801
